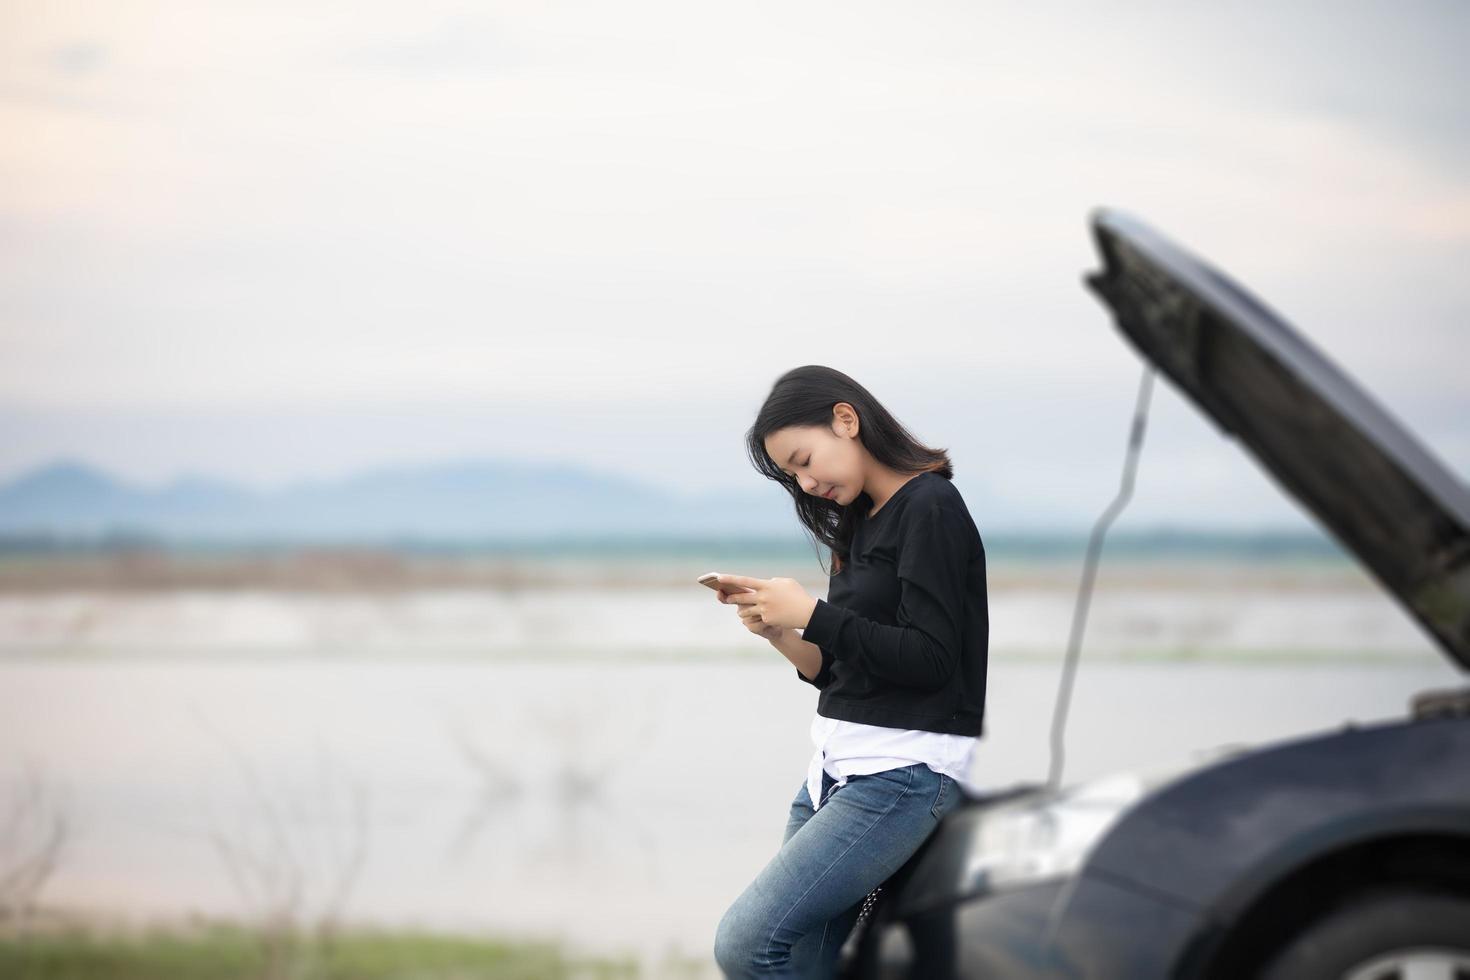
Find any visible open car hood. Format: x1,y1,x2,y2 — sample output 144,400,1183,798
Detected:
1084,208,1470,671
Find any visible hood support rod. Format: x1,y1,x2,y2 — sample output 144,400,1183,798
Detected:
1047,363,1157,791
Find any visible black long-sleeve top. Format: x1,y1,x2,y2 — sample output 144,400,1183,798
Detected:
797,471,988,737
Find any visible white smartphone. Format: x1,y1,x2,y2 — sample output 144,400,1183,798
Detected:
697,572,753,593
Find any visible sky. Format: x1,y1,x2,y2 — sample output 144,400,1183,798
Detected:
1,0,1466,531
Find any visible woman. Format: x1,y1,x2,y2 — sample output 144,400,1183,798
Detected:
712,365,989,978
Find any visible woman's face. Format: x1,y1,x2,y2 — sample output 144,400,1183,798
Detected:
764,404,865,504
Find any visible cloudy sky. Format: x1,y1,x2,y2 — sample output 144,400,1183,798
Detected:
1,0,1466,531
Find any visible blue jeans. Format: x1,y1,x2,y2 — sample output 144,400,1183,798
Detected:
714,762,962,978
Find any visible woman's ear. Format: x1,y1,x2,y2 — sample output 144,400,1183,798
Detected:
832,402,859,437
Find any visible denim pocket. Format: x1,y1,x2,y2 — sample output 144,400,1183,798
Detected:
930,772,953,820
820,777,842,808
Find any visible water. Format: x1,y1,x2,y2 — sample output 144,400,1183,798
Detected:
1,656,1460,969
0,555,1462,970
0,560,1437,663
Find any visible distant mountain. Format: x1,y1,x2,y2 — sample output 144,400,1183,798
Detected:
0,457,1344,558
0,456,808,542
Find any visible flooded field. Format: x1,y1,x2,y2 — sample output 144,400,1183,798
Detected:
0,555,1461,971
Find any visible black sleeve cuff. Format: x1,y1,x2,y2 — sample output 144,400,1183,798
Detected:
795,654,833,688
801,598,847,654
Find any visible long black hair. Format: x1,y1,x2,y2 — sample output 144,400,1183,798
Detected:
744,365,953,575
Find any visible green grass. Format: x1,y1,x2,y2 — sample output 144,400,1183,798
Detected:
0,921,709,980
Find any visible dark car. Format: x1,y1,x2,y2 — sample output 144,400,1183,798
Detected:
837,209,1470,980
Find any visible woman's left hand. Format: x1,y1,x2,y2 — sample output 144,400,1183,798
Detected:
716,574,819,631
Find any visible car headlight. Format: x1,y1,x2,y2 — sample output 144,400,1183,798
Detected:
962,771,1150,891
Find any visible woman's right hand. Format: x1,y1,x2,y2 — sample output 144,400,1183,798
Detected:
719,587,785,642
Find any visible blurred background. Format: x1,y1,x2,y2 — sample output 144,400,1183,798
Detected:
1,1,1466,976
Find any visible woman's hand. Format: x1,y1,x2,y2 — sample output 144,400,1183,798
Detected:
716,574,819,631
716,583,785,641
